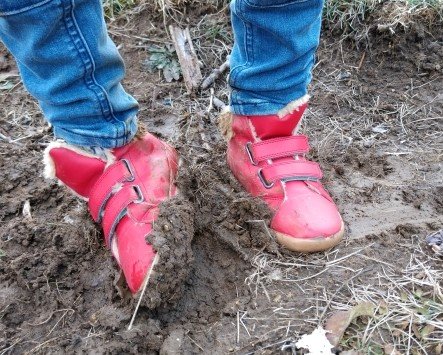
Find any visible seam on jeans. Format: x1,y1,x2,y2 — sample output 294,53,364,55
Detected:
54,127,128,149
230,0,254,83
230,0,255,115
230,101,290,115
56,126,130,140
61,0,124,139
0,0,53,16
69,2,121,122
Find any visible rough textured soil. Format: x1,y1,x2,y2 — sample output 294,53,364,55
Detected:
1,4,442,354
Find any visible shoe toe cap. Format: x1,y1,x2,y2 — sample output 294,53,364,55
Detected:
271,193,343,240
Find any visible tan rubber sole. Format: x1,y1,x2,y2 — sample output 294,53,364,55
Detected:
275,221,345,253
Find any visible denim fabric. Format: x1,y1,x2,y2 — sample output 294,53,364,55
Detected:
229,0,323,115
0,0,138,148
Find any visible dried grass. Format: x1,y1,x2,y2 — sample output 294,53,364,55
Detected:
324,0,443,36
244,238,443,353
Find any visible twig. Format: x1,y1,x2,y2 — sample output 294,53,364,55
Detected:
0,338,21,355
236,311,240,344
127,254,159,330
0,71,19,82
169,26,202,94
357,51,366,70
200,58,230,90
213,96,227,110
207,88,226,112
186,334,204,352
26,336,60,354
47,309,74,336
240,312,251,337
0,132,23,146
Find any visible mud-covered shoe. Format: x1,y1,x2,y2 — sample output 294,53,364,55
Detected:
43,133,178,293
220,97,344,252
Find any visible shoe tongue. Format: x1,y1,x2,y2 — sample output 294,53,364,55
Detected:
248,104,306,140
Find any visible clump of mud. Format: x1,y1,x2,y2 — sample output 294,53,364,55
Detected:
145,193,195,309
187,139,280,256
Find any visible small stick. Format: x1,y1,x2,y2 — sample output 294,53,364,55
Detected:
207,88,215,112
200,58,230,90
169,26,202,94
212,96,226,110
357,51,366,71
0,71,19,82
186,334,204,352
236,311,240,344
207,88,227,112
127,254,159,330
0,132,23,146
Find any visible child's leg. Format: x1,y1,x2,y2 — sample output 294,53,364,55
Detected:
0,0,138,148
0,0,178,294
229,0,323,115
222,0,344,252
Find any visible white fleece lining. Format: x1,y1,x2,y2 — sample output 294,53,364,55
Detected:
277,94,310,118
111,232,121,264
248,119,260,142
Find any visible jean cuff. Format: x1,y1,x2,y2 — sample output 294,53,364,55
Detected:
52,116,138,149
230,88,310,115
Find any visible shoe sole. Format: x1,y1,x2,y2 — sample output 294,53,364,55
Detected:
275,221,345,253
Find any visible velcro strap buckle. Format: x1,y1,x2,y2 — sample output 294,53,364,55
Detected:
258,161,322,189
102,184,144,247
246,135,309,165
88,159,134,222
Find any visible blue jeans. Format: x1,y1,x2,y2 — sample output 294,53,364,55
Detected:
0,0,138,148
0,0,323,148
230,0,323,115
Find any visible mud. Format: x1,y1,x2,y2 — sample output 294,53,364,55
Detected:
1,4,443,354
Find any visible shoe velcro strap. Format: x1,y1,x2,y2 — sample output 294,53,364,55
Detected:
101,184,143,248
88,159,134,222
259,161,322,188
247,135,309,164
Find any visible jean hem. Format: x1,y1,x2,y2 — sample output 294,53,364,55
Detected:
230,102,285,115
230,90,309,115
53,126,137,149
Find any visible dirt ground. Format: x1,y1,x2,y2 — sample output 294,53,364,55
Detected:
1,3,442,354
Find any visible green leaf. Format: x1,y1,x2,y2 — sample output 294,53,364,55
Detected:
144,45,181,82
